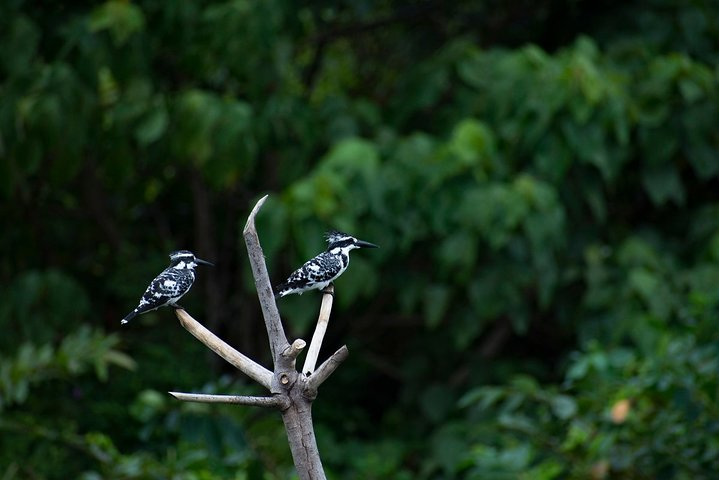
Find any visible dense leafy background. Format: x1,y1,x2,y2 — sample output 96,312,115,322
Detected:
2,0,719,478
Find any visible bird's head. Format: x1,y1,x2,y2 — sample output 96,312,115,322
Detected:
169,250,214,269
325,230,379,252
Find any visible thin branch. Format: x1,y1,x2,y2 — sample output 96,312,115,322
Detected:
243,194,289,360
305,345,349,396
169,391,285,408
175,309,273,390
302,285,335,375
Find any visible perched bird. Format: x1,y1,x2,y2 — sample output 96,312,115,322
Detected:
275,230,378,298
121,250,213,325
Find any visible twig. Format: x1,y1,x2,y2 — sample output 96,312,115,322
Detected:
168,392,287,408
302,285,335,375
243,194,289,360
175,309,273,390
283,339,307,361
305,345,349,397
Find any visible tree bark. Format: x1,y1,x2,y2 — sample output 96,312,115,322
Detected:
281,390,325,479
168,195,347,480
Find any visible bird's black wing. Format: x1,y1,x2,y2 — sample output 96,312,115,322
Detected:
122,268,193,323
275,252,343,296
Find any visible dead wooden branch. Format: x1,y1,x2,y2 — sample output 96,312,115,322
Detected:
305,345,349,399
167,194,345,480
169,392,287,408
283,339,307,361
242,194,288,359
303,285,335,375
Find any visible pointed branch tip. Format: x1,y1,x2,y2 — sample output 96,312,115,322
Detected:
169,391,283,408
243,194,269,234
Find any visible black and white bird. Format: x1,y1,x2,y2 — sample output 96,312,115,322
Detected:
275,230,378,298
121,250,213,325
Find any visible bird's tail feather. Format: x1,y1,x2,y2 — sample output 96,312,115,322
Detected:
121,310,138,325
274,283,283,299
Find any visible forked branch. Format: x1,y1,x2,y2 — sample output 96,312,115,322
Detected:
169,194,349,480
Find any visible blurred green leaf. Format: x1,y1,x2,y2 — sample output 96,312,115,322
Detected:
89,0,146,45
642,164,685,205
422,284,451,328
448,118,496,171
549,395,577,420
134,103,168,146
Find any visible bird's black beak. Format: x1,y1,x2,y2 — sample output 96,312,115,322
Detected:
195,257,214,266
355,239,379,249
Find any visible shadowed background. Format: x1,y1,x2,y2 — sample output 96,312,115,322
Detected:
2,0,719,478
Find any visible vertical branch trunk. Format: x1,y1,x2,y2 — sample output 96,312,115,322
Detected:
171,195,349,479
243,196,329,478
281,390,326,480
243,195,289,359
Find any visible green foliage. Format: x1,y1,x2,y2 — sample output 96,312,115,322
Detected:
0,326,134,410
459,334,719,478
2,0,719,478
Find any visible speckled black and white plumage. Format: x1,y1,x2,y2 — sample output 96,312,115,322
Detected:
275,231,378,298
121,250,213,324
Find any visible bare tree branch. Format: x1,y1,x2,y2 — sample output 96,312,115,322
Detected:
169,194,342,480
175,309,273,390
168,391,287,408
283,339,307,361
305,345,349,397
243,194,289,360
302,285,334,375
